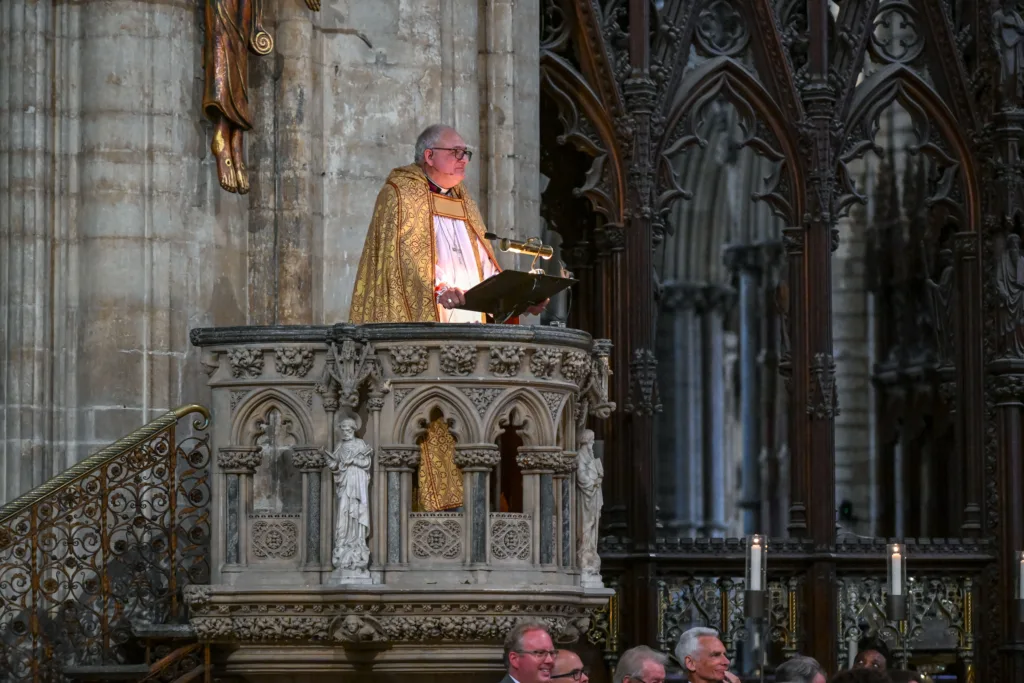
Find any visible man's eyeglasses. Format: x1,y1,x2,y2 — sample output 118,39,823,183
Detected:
514,649,558,659
552,667,589,680
430,147,473,161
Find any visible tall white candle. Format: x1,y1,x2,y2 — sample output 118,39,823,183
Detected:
750,543,763,591
891,552,903,596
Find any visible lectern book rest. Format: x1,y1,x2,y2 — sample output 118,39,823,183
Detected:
458,270,577,324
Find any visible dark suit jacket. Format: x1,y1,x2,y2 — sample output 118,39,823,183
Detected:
498,676,515,683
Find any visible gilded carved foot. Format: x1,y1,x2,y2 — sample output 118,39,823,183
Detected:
230,128,250,195
212,118,238,193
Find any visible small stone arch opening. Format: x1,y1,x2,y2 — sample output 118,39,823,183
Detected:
413,407,462,513
494,408,527,514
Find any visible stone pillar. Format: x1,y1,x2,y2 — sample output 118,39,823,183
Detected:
217,448,264,568
380,446,421,565
518,447,562,566
291,447,326,568
553,452,577,568
724,245,764,535
657,282,703,536
454,445,501,565
701,285,733,537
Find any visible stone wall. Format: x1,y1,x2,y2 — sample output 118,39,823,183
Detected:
0,0,541,503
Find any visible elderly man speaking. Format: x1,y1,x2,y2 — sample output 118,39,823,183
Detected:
349,123,545,324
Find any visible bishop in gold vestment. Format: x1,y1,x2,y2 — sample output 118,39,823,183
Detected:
351,125,542,511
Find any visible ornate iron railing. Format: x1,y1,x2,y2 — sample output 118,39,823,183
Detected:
0,405,212,682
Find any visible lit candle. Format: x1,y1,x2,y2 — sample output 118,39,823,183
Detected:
750,542,763,591
891,552,903,596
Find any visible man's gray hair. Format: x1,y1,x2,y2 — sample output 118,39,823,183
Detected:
502,619,552,669
414,124,456,164
613,645,668,683
675,626,720,665
774,655,825,683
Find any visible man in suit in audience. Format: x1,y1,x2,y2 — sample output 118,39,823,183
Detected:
774,655,826,683
551,649,589,682
500,620,557,683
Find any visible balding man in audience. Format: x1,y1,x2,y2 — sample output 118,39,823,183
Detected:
552,649,589,682
612,646,667,683
775,655,826,683
675,627,740,683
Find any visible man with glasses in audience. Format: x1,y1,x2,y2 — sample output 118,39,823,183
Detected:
501,620,558,683
551,649,589,682
612,645,668,683
350,123,546,325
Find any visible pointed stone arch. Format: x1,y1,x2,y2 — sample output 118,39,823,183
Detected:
231,388,314,447
485,388,557,447
392,386,481,445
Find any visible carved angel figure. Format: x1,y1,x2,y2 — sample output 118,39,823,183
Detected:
203,0,320,194
576,429,604,586
923,248,956,367
996,234,1024,357
327,418,372,573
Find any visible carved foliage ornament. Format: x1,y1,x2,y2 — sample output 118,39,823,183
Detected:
489,345,526,377
390,346,429,377
440,344,478,376
290,447,326,471
274,347,314,377
228,347,264,378
217,447,263,471
530,347,562,378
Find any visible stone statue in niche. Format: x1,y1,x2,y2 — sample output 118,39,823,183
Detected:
993,1,1024,107
576,429,604,588
996,234,1024,357
923,247,956,367
203,0,320,194
327,417,372,581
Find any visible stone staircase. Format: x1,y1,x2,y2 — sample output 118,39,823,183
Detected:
0,406,213,683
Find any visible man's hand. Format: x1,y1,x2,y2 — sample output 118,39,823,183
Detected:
723,672,741,683
438,288,466,309
525,298,550,316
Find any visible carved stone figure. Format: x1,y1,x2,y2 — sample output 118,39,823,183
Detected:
327,418,372,579
994,2,1024,107
576,429,604,587
996,234,1024,357
203,0,320,194
923,248,956,367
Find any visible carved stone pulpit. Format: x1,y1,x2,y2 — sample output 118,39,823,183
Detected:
187,322,614,677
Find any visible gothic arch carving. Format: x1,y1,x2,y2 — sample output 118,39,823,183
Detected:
392,386,480,445
485,389,557,447
844,64,979,231
541,53,626,226
658,57,805,227
231,388,313,446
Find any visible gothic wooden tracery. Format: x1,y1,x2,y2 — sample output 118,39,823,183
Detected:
540,1,1023,680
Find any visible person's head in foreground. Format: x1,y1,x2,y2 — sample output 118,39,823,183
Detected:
675,627,731,682
853,638,891,673
552,649,589,682
504,620,557,683
613,645,668,683
774,654,827,683
886,670,923,683
830,668,893,683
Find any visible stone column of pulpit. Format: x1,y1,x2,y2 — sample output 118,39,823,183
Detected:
553,452,578,569
454,445,502,565
517,447,563,566
217,447,264,567
379,446,421,565
290,446,327,568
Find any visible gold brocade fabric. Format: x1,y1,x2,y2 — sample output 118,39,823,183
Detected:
418,419,463,512
348,164,501,324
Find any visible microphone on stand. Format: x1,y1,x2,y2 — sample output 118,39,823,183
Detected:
484,232,554,260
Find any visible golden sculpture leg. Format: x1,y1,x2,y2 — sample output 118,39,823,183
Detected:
211,117,238,193
230,126,249,195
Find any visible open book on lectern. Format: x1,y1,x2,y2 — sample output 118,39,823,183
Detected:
458,270,577,323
